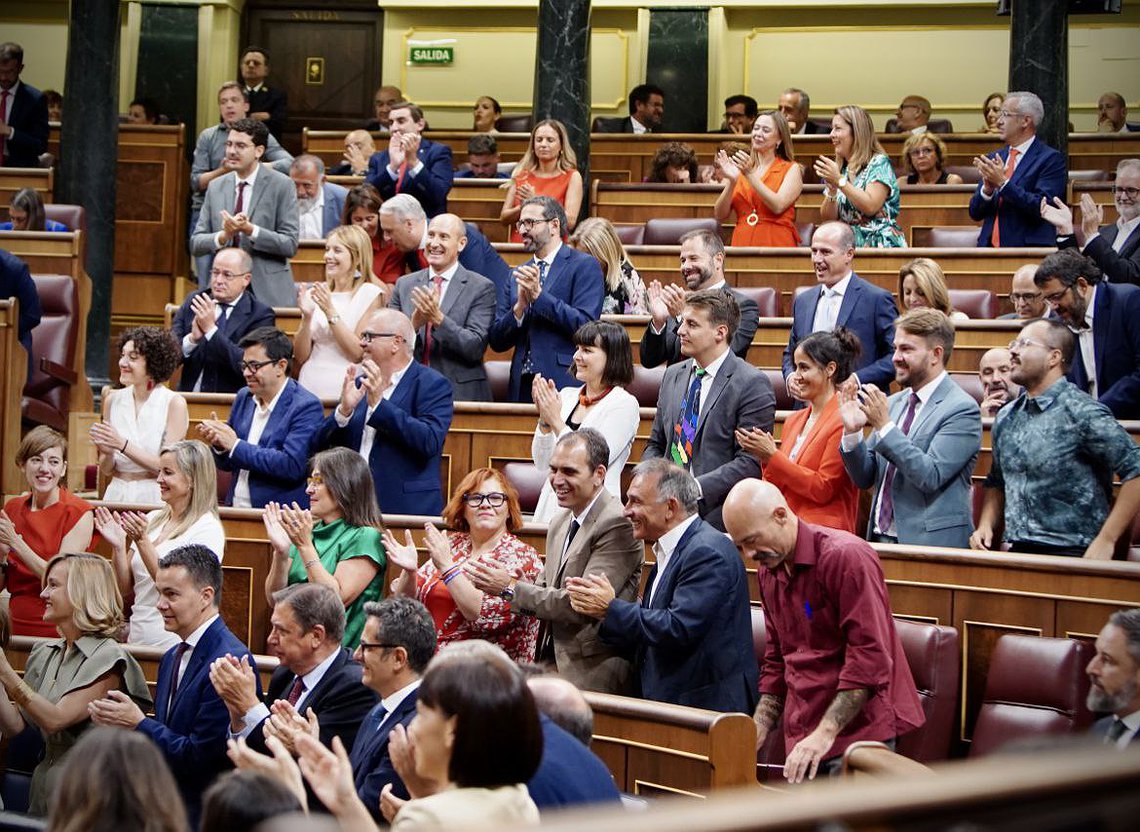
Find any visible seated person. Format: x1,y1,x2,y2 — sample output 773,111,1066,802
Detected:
0,187,69,231
44,89,62,123
1097,92,1137,133
715,94,759,135
454,133,509,179
365,84,403,132
978,347,1019,417
890,95,932,134
330,129,376,177
291,154,347,240
981,92,1004,134
126,97,160,125
472,95,501,133
901,133,963,185
645,142,698,184
596,84,665,134
898,257,969,320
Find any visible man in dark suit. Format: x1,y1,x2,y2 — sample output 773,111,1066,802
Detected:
239,46,287,141
643,289,775,531
778,88,827,135
317,308,453,515
172,247,275,393
567,460,758,713
0,43,49,168
1034,249,1140,419
89,545,257,824
968,91,1067,248
784,222,897,395
641,228,758,368
1087,608,1140,749
190,117,300,308
488,196,604,402
0,248,42,364
197,327,323,508
595,84,664,134
290,154,347,239
388,213,497,401
366,102,453,218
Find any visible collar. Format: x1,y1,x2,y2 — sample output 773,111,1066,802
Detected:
911,125,928,135
1011,135,1036,156
0,81,19,100
430,261,460,282
380,677,421,717
1082,285,1097,329
910,370,947,404
704,279,727,292
296,646,341,692
630,116,650,134
1117,213,1140,240
245,83,265,94
654,513,699,557
696,346,731,377
70,634,109,659
1022,375,1069,411
253,377,289,412
387,358,414,392
220,291,245,309
823,272,854,297
536,239,563,267
572,488,605,526
183,614,220,649
790,519,819,569
236,164,260,189
1119,709,1140,733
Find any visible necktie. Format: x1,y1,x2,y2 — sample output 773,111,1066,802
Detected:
232,181,248,247
166,641,191,711
396,160,409,192
1106,718,1128,745
285,675,305,706
368,702,389,733
520,260,549,376
216,302,231,330
876,391,920,534
422,274,444,366
558,518,581,572
990,148,1019,247
669,367,707,468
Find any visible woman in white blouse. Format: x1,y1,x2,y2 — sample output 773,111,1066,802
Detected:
530,321,639,522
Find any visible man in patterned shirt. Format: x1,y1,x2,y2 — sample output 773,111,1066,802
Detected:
971,318,1140,558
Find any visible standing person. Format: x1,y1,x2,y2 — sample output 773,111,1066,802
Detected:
239,45,287,141
90,326,188,505
365,101,454,219
714,110,803,247
500,119,583,240
568,217,648,315
0,42,49,168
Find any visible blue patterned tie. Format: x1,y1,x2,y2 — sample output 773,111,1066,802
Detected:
669,368,707,468
520,260,549,375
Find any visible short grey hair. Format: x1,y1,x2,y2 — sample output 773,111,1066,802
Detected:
1109,609,1140,666
0,43,23,63
783,87,810,113
630,459,700,514
1117,158,1140,178
214,246,253,274
378,193,427,222
272,583,345,644
1006,91,1044,127
291,154,325,176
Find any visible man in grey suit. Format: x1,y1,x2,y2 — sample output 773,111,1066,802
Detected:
644,289,775,531
191,118,299,308
387,213,497,401
290,154,347,239
839,308,982,549
1087,608,1140,749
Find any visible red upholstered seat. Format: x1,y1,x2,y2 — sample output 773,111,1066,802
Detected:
945,165,982,184
763,369,794,411
642,217,720,246
734,286,779,318
495,114,533,133
615,224,644,246
968,635,1096,757
949,289,998,319
894,619,961,763
43,203,85,234
500,462,546,514
22,274,79,431
627,364,665,408
485,360,512,403
950,372,984,405
912,226,980,248
795,221,815,247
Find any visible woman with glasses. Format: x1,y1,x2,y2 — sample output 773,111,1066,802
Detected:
0,188,68,231
981,93,1005,134
263,447,386,649
901,133,963,185
500,119,583,242
383,468,541,662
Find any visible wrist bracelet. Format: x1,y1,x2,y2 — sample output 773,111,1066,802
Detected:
9,680,34,708
440,564,462,584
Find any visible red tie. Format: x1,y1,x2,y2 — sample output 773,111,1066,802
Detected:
395,161,408,193
876,392,920,534
285,675,305,706
990,148,1019,247
232,181,247,247
422,274,444,365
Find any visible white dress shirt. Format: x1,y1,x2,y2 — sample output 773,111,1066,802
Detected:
298,186,326,240
231,380,287,508
648,514,700,606
428,260,460,307
811,272,852,334
1075,285,1097,398
334,358,413,461
172,614,220,692
235,647,342,739
215,164,261,249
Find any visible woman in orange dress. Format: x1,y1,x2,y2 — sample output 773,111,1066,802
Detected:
713,110,802,247
501,119,583,243
736,327,861,533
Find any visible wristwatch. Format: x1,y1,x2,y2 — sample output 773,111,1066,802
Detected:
837,174,848,189
499,580,517,602
327,314,341,325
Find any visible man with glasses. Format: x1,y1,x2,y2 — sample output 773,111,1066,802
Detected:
172,247,275,393
488,195,604,402
999,264,1048,320
198,326,323,508
891,95,931,134
971,318,1140,558
317,308,453,515
1032,248,1140,419
712,94,758,135
968,91,1066,247
1042,159,1140,286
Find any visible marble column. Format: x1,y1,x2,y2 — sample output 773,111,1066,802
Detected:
533,0,591,225
1009,0,1067,158
57,0,120,388
647,9,709,134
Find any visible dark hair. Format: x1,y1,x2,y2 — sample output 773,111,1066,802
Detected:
118,326,181,383
341,183,383,228
130,97,160,123
272,583,346,644
1034,248,1104,289
9,187,48,230
309,447,384,529
724,94,759,117
628,83,664,115
794,326,862,386
467,133,499,155
556,427,610,472
418,643,543,788
679,227,725,259
1109,608,1140,666
895,307,956,363
521,195,568,239
684,287,740,341
363,596,437,673
571,320,633,386
239,327,294,369
228,117,269,150
388,101,425,123
201,770,301,832
159,544,223,607
0,43,24,64
1029,318,1076,372
443,468,523,533
44,89,63,108
239,45,270,65
647,142,698,183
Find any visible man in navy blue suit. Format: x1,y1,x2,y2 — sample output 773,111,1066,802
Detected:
968,91,1067,248
0,248,42,365
290,154,347,239
783,222,896,395
366,102,453,218
1087,609,1140,749
88,545,257,824
488,196,604,402
0,43,49,168
1034,248,1140,419
198,326,323,508
567,460,758,713
317,308,453,515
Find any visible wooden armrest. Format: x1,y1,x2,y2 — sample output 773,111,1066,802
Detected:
39,357,78,385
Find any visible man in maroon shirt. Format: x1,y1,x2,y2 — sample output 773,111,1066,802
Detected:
723,479,923,783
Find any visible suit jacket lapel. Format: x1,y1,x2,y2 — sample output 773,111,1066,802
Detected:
1093,285,1110,385
650,520,699,608
543,246,570,297
554,491,607,584
835,276,860,328
245,172,267,217
439,267,466,319
796,395,838,460
261,380,296,442
695,355,733,435
389,362,418,412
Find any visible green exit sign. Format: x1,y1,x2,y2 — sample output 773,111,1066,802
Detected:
409,46,454,65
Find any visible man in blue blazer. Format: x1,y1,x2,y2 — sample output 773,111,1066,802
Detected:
289,154,347,239
567,460,758,714
198,327,324,508
1035,249,1140,419
1087,609,1140,749
840,309,982,549
488,196,604,402
783,222,897,394
366,102,453,218
317,308,453,515
0,248,42,368
0,43,49,168
88,545,258,824
968,91,1067,248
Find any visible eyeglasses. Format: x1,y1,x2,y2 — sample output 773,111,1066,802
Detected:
307,473,324,487
909,147,935,157
1112,185,1140,200
1010,292,1043,303
1041,287,1071,304
357,641,400,653
516,218,552,232
360,331,400,344
462,491,508,508
239,359,276,373
1009,338,1054,351
898,104,923,111
998,110,1025,119
210,268,248,280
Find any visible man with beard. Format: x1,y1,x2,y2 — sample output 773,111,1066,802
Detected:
640,228,758,368
289,155,346,240
488,196,604,402
596,84,664,134
1087,609,1140,748
978,347,1020,417
971,318,1140,558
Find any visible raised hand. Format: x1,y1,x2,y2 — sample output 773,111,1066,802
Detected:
838,385,868,434
381,528,420,573
263,502,293,556
715,150,741,182
1039,196,1074,235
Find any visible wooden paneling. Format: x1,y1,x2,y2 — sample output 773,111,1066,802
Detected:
0,168,53,221
0,300,29,496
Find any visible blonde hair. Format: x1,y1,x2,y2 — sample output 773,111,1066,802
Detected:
569,217,629,293
899,257,955,317
514,119,577,177
833,105,885,177
325,224,376,288
901,132,949,177
750,110,796,165
146,440,219,540
45,553,124,639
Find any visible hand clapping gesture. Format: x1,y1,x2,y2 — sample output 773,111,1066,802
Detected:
380,528,420,573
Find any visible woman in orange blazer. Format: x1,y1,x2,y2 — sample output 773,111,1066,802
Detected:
736,328,861,532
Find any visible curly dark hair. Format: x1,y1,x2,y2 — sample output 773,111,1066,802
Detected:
647,142,699,183
117,326,181,383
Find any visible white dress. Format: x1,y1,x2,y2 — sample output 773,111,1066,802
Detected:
298,283,383,400
530,385,640,523
127,511,226,648
102,385,177,505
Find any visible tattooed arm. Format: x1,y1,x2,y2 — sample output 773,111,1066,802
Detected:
782,688,870,784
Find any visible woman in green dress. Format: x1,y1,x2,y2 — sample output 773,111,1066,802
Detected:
0,552,151,816
263,447,386,649
814,104,906,248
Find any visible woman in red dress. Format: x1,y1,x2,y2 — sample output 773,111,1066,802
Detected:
342,183,404,286
501,119,583,243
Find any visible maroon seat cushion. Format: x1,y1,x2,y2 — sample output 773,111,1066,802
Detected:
43,203,84,234
500,462,546,514
950,289,998,319
895,619,961,763
494,114,533,133
21,274,78,431
734,286,779,318
628,364,665,408
912,226,980,248
485,360,512,403
642,217,720,246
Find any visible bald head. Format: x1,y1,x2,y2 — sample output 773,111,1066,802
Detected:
361,308,415,368
978,347,1018,416
345,129,375,158
1011,264,1046,319
723,480,799,571
527,676,594,746
425,213,468,272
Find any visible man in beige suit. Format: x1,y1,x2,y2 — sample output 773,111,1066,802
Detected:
469,428,643,694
